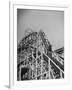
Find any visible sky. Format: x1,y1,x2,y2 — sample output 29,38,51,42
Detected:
17,9,64,50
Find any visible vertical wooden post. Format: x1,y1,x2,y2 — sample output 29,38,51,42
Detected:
35,48,37,80
49,58,51,79
41,54,43,79
60,70,62,79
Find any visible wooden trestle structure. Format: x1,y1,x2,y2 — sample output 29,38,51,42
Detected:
17,30,64,80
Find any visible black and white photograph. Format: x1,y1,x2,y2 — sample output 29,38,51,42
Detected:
17,9,64,81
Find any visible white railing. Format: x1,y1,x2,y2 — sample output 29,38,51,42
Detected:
52,52,64,65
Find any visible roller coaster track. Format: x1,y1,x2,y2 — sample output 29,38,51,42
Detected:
39,30,64,71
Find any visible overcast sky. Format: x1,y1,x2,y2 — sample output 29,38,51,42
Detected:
17,9,64,50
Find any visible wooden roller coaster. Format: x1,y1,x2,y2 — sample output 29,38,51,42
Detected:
17,30,64,80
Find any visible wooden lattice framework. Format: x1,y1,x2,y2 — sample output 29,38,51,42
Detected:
17,30,64,80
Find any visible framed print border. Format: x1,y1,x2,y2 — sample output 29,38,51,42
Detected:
9,1,70,88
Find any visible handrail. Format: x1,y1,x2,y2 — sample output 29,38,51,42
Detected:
43,53,64,74
52,52,64,65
